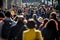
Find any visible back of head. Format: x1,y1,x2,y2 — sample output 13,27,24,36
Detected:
0,12,5,18
46,19,57,31
38,17,43,22
27,18,35,29
5,11,11,17
43,18,49,26
17,15,24,22
50,12,56,19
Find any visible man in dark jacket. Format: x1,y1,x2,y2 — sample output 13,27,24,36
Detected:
0,12,5,40
1,11,16,40
13,15,26,40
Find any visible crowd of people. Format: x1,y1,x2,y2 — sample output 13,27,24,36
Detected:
0,5,60,40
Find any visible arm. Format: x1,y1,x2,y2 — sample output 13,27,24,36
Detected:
37,31,43,40
22,32,26,40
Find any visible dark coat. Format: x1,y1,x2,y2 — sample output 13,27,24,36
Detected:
42,28,59,40
1,18,16,39
10,21,26,40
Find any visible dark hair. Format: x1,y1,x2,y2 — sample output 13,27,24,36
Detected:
46,20,57,31
43,18,49,26
50,12,56,19
5,11,11,17
0,12,5,18
50,12,59,22
27,21,35,29
51,13,56,18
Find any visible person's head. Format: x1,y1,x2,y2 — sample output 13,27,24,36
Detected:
17,15,24,22
33,9,36,14
38,17,43,23
5,11,11,17
40,8,46,13
43,18,49,26
11,5,14,9
50,12,57,19
0,12,5,23
23,19,27,24
27,18,35,29
11,9,15,16
50,6,55,13
0,12,5,18
23,10,28,16
46,19,58,31
50,6,53,10
46,8,50,14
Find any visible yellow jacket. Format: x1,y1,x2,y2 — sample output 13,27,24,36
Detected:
23,28,43,40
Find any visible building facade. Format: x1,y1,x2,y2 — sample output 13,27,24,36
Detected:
3,0,22,9
3,0,12,9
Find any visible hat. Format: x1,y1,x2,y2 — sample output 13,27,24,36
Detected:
17,15,24,18
28,18,35,23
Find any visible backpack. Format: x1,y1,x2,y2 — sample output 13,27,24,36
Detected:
1,20,12,39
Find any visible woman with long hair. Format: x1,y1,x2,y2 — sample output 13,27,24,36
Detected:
43,19,59,40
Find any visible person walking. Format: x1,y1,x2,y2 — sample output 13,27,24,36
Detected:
23,18,43,40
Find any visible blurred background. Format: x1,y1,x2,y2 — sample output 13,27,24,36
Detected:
0,0,60,9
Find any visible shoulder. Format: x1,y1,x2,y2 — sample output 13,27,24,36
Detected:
23,29,30,33
35,30,41,33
